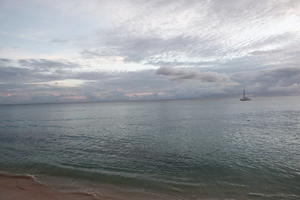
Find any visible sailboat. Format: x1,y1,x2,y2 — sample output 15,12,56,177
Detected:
240,89,251,101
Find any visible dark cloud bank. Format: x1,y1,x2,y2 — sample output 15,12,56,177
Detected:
1,57,300,104
156,67,229,82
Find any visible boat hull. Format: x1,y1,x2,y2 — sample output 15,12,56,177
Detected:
240,97,251,101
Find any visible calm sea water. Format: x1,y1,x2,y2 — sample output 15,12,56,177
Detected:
0,96,300,199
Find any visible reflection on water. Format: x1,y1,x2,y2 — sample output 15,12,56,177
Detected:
0,96,300,199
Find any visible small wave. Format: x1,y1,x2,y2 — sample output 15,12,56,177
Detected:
0,172,36,181
0,171,40,183
0,170,186,200
248,192,299,199
0,171,102,200
61,191,101,200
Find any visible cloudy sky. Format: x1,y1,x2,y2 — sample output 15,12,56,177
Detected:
0,0,300,104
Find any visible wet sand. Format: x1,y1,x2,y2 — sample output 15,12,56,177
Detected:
0,172,178,200
0,173,102,200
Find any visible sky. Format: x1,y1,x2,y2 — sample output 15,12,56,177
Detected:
0,0,300,104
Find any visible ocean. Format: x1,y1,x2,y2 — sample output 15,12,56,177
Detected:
0,96,299,199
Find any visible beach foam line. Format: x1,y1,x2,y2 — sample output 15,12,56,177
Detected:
0,171,179,200
0,171,40,182
0,171,102,200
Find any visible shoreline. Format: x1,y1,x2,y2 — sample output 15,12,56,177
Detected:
0,172,179,200
0,172,101,200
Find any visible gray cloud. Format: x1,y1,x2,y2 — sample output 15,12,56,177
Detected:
18,59,78,71
77,0,300,67
156,67,230,82
0,59,79,84
0,58,11,63
146,60,214,68
0,66,32,82
82,35,212,63
236,67,300,87
231,66,300,96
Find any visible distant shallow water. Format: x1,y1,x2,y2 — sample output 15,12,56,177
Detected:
0,96,300,199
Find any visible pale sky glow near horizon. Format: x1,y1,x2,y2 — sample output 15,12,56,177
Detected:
1,0,300,104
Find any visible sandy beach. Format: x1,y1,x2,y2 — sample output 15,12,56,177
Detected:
0,173,103,200
0,172,178,200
